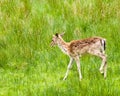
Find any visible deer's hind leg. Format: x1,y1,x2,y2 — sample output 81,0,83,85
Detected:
88,50,107,79
99,54,107,79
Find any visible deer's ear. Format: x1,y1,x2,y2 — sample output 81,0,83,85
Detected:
55,33,59,37
60,32,65,37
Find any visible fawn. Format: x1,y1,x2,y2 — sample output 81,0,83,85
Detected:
51,33,107,81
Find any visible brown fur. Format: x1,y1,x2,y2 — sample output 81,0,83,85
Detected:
68,37,104,56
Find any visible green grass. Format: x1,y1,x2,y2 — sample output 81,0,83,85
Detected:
0,0,120,96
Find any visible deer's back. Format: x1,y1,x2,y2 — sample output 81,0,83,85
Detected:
68,37,104,56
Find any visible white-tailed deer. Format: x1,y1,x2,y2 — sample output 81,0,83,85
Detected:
50,33,107,81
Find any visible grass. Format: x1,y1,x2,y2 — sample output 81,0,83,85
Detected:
0,0,120,96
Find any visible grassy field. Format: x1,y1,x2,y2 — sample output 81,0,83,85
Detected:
0,0,120,96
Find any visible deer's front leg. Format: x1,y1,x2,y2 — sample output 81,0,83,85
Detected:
74,56,82,81
63,57,74,80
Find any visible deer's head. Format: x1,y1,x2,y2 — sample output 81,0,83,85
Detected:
50,32,65,47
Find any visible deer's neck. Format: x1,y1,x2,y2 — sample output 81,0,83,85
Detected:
57,38,69,55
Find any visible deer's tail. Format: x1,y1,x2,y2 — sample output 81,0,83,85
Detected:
101,39,106,53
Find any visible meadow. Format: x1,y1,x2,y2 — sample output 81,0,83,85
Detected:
0,0,120,96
